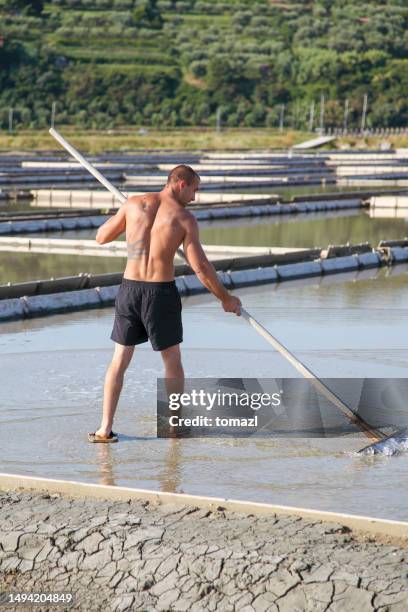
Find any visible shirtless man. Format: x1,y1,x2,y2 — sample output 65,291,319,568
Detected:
88,165,242,443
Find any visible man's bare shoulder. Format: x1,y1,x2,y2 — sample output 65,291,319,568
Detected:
179,208,198,230
126,193,160,211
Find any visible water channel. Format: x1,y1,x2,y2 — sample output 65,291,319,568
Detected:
1,210,407,284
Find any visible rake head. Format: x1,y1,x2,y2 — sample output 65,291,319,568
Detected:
358,427,408,456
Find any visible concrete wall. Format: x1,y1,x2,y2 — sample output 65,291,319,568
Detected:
1,473,407,541
370,195,408,209
30,189,276,209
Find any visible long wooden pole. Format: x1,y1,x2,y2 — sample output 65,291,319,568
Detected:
49,128,126,204
49,128,384,443
240,309,384,442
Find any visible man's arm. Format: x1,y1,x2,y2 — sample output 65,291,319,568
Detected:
183,216,241,315
95,204,126,244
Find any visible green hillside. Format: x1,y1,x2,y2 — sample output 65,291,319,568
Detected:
0,0,407,129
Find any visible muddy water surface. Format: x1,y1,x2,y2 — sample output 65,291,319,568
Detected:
0,268,407,520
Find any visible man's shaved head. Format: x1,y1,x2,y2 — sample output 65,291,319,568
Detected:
167,165,200,186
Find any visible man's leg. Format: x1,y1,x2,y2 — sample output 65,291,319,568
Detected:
161,344,184,398
95,343,134,437
160,345,185,437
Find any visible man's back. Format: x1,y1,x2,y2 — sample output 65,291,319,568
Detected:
94,167,239,314
124,192,190,282
90,165,240,442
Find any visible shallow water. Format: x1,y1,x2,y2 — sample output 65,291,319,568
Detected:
239,184,400,198
4,210,406,285
0,267,407,520
0,251,123,284
200,210,408,249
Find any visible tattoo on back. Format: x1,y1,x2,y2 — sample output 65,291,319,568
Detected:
127,238,146,260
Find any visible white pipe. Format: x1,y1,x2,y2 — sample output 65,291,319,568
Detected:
50,127,183,262
49,128,126,205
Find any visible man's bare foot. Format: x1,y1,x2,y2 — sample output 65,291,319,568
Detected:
95,427,111,438
88,430,118,444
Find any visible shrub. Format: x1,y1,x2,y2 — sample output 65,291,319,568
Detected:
232,11,252,28
190,60,207,77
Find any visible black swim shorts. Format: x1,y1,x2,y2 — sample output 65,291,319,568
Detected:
111,278,183,351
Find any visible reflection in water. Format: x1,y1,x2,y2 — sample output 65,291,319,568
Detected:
0,251,123,284
199,211,408,249
96,444,115,487
237,185,402,198
94,435,182,492
159,440,182,494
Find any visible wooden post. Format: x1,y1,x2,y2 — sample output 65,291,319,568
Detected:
216,107,221,133
361,93,368,133
51,102,57,129
308,101,315,132
343,99,349,133
8,107,13,134
320,94,325,133
279,104,285,132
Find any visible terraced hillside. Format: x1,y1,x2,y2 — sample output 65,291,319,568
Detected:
0,0,407,129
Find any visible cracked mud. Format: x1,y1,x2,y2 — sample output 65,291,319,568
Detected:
0,491,407,611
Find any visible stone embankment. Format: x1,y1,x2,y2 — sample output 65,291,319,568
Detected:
1,491,407,611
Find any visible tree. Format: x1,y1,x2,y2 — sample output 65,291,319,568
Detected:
133,0,163,29
2,0,43,15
